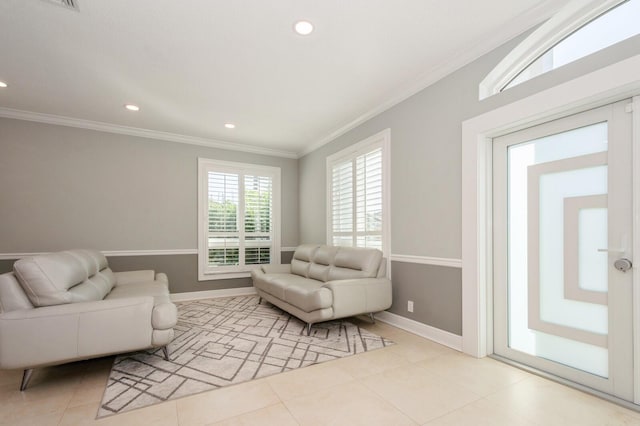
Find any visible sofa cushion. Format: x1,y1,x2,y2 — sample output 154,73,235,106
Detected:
328,247,382,280
0,273,33,313
14,252,90,306
293,244,319,262
257,274,311,300
290,244,319,278
308,246,338,282
68,249,115,298
14,250,116,307
85,249,109,271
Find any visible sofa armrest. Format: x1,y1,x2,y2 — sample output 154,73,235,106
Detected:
0,297,154,370
323,278,392,317
152,302,177,330
260,264,292,274
114,270,156,285
155,272,169,283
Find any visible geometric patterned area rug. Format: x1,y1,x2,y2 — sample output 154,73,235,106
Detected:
98,295,393,417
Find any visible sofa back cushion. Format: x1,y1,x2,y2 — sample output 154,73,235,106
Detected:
290,244,319,278
0,272,34,313
288,244,383,282
328,247,383,281
80,249,116,298
13,249,115,307
308,246,338,281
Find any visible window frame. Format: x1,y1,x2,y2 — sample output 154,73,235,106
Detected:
197,158,281,281
325,128,391,258
479,0,628,100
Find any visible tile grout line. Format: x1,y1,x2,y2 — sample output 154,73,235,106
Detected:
260,379,303,426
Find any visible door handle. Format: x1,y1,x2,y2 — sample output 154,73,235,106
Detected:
597,248,626,254
614,258,633,272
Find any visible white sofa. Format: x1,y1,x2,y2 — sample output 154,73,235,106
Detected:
0,249,177,390
251,244,392,334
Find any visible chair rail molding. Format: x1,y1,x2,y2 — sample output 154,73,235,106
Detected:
0,249,199,260
390,254,462,268
0,247,299,261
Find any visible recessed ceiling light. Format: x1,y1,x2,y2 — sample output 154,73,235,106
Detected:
0,81,7,88
224,123,236,129
294,20,314,36
124,104,140,111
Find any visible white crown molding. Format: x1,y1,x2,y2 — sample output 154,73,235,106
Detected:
297,0,565,158
390,254,462,268
376,311,462,351
0,107,298,159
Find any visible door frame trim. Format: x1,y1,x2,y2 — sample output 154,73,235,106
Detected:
461,53,640,402
632,95,640,404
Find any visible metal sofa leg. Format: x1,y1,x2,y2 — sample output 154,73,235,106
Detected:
20,369,33,391
162,346,170,361
258,297,262,305
369,312,376,324
306,323,313,336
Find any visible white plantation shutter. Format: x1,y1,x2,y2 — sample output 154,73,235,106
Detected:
328,130,389,255
207,172,240,266
355,148,383,251
198,159,280,279
331,161,353,247
244,175,273,265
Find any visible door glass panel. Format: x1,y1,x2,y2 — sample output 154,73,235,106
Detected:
538,166,608,332
507,122,609,377
579,208,608,292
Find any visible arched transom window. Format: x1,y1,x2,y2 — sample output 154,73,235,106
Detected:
480,0,640,99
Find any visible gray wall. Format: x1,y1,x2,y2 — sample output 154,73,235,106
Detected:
299,33,640,335
0,119,299,292
390,261,462,334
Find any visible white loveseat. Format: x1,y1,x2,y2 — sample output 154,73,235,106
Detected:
251,244,392,334
0,249,177,390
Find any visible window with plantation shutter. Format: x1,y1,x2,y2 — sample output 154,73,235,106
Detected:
198,159,280,280
327,129,390,257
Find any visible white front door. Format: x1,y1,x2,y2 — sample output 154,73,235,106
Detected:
493,100,634,401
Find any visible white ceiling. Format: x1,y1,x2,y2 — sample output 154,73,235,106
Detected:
0,0,570,157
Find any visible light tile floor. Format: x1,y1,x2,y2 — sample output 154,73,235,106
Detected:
2,319,640,425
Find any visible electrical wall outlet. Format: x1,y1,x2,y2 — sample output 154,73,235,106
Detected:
407,300,414,313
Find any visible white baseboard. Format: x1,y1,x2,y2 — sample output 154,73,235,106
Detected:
375,311,463,351
170,287,256,302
